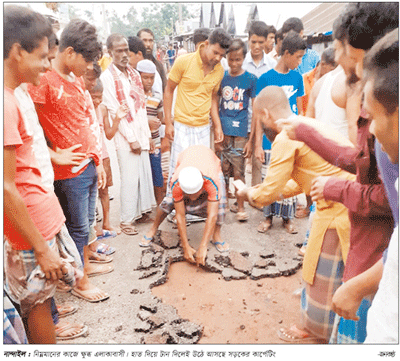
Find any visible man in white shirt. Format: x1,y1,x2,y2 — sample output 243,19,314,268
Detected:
242,21,277,186
101,33,156,236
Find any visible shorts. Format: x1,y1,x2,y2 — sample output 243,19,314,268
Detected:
218,135,247,184
150,148,164,188
103,157,113,187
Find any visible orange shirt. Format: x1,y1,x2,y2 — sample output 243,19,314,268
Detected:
301,67,318,115
170,145,222,202
4,87,65,250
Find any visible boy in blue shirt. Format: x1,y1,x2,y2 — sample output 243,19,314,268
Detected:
217,38,257,221
255,31,306,234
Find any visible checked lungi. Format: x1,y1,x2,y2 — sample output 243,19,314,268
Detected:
300,229,345,341
261,150,296,220
165,121,211,200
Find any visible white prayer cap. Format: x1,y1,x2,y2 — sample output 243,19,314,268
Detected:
178,167,204,195
136,59,156,74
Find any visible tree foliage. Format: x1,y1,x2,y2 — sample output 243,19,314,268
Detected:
108,3,194,40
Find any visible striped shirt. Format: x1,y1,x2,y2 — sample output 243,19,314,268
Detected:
145,92,163,147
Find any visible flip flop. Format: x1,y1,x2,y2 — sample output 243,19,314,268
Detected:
120,225,138,236
139,235,153,247
236,211,249,222
57,303,78,318
87,263,114,278
56,321,88,341
257,219,272,233
97,229,117,241
96,243,116,255
212,241,230,253
277,325,325,344
71,287,110,303
88,250,113,264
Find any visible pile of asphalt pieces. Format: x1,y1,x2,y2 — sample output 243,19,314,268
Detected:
132,231,303,344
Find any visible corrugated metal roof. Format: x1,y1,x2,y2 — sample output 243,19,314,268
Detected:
302,2,348,35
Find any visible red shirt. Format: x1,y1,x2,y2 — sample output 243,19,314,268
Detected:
28,70,101,180
4,87,66,250
170,145,222,202
296,116,394,281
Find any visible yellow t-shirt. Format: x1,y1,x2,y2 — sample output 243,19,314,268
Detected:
168,45,224,127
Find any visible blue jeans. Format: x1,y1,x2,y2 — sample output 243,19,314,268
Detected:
54,161,98,263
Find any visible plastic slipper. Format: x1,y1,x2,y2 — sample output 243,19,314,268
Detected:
236,211,249,222
87,263,114,278
257,220,272,233
96,243,116,255
56,321,88,341
120,225,138,236
88,250,113,264
57,303,78,318
277,325,325,344
212,241,230,253
56,280,72,293
97,229,117,241
71,287,110,303
283,221,298,234
139,235,153,247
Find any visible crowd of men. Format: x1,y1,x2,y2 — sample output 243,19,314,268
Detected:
3,3,398,345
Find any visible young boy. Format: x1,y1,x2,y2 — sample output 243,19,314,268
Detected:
28,19,111,303
217,39,257,221
83,63,120,261
255,30,306,234
137,59,165,205
4,4,67,343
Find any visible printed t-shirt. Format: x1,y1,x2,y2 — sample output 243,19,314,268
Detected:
170,145,223,202
257,68,305,149
28,70,101,180
145,92,163,148
168,45,224,127
219,70,257,137
4,87,66,250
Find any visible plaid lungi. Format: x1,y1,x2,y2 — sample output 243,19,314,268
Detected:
329,297,372,344
160,171,227,226
261,150,296,220
3,292,28,344
300,229,345,341
165,121,211,199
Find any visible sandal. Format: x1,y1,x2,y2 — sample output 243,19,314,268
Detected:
295,205,311,218
211,241,230,253
88,250,113,263
283,220,298,234
57,303,78,318
56,320,88,341
120,225,138,236
277,325,326,344
96,243,116,255
236,211,249,222
257,219,272,233
97,229,118,241
139,235,153,247
87,263,114,278
71,286,109,303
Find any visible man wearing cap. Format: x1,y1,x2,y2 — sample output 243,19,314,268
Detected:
141,145,229,265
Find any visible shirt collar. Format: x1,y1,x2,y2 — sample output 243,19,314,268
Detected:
195,43,223,73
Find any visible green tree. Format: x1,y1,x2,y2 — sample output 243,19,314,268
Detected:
108,6,139,38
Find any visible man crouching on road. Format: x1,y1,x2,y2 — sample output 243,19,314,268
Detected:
141,145,229,265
